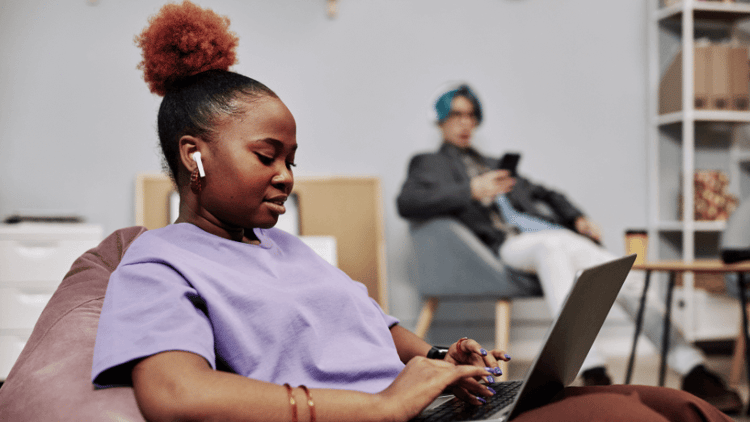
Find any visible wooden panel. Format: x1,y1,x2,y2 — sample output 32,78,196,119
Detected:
134,173,389,311
293,176,388,312
135,173,175,230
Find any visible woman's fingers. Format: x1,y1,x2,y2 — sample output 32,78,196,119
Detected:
451,373,498,406
447,338,512,383
452,338,510,364
379,357,493,421
451,386,487,406
494,350,512,361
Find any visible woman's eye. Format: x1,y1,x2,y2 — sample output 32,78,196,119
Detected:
286,162,297,170
255,153,273,165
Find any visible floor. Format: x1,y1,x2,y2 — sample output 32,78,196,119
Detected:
504,346,750,421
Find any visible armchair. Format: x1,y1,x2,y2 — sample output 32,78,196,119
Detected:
408,218,542,378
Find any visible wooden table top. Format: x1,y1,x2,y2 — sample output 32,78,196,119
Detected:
632,259,750,272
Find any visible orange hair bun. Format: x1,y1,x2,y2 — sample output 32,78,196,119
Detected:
135,0,239,96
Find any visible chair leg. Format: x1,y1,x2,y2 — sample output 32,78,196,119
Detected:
415,297,439,339
495,300,511,381
729,302,750,387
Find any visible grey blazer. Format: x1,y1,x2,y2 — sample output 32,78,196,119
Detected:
397,143,585,253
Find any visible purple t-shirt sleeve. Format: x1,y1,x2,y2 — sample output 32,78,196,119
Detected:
92,260,216,387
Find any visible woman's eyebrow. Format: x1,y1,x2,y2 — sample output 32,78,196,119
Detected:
251,138,298,153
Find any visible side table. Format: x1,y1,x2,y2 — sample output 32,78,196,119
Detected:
624,260,750,394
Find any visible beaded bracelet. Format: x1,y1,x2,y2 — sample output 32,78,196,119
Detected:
299,385,316,422
283,383,298,422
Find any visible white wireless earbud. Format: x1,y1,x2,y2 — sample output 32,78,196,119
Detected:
193,152,206,178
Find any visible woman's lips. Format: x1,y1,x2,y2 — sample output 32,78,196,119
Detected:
264,198,287,214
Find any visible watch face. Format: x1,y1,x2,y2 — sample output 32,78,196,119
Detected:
427,346,448,360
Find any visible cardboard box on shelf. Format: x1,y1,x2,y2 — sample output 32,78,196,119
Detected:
708,44,731,110
659,44,711,114
695,45,711,110
730,46,750,110
659,43,749,114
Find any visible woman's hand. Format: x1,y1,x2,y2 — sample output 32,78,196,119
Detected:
378,356,493,421
443,338,510,398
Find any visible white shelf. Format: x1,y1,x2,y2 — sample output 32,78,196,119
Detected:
656,1,750,22
654,220,727,231
656,110,750,126
732,150,750,163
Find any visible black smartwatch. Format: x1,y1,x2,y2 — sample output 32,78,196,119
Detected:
426,346,449,360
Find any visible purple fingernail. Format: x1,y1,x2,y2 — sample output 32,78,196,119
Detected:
487,387,497,395
495,367,503,376
477,397,487,405
487,375,495,383
480,348,488,356
505,354,511,360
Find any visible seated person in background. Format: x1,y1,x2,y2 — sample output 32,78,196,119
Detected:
396,83,742,414
92,3,734,421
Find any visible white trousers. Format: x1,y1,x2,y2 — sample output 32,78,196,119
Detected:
499,230,705,376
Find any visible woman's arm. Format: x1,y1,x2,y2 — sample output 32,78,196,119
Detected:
132,350,492,422
390,324,432,364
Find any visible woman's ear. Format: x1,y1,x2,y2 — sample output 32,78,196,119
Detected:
178,135,204,175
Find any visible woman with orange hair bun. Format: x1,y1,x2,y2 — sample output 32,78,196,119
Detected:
90,2,733,421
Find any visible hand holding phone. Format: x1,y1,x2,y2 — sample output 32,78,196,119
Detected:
497,153,521,177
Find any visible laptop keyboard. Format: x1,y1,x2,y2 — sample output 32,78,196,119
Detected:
410,380,523,422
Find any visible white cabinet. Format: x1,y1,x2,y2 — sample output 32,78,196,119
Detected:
0,223,102,380
648,0,750,341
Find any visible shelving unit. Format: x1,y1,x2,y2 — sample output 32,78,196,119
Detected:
648,0,750,341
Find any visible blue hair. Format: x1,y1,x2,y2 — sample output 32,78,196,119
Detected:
434,84,483,124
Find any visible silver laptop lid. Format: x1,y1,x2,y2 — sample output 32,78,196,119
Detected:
506,254,636,419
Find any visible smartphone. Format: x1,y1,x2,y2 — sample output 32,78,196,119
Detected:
497,153,521,177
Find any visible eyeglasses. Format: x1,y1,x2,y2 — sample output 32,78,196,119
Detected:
447,110,477,121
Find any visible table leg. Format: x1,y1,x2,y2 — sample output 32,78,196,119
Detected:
625,269,652,385
659,271,675,387
736,272,750,415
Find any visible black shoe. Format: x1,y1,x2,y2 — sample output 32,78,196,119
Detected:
681,365,743,415
581,366,612,386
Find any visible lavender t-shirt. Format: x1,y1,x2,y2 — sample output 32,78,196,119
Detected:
92,223,404,393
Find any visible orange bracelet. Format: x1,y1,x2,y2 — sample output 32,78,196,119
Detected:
283,383,298,422
300,385,316,422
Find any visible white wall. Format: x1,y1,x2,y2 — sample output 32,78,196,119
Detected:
0,0,648,331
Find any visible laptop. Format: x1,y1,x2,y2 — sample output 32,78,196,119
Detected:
411,254,637,422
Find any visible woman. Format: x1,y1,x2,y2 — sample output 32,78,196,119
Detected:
92,2,732,421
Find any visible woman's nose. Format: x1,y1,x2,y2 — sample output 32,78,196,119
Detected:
272,165,293,192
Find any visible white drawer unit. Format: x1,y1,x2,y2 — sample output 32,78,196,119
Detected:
0,334,27,381
0,223,103,380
